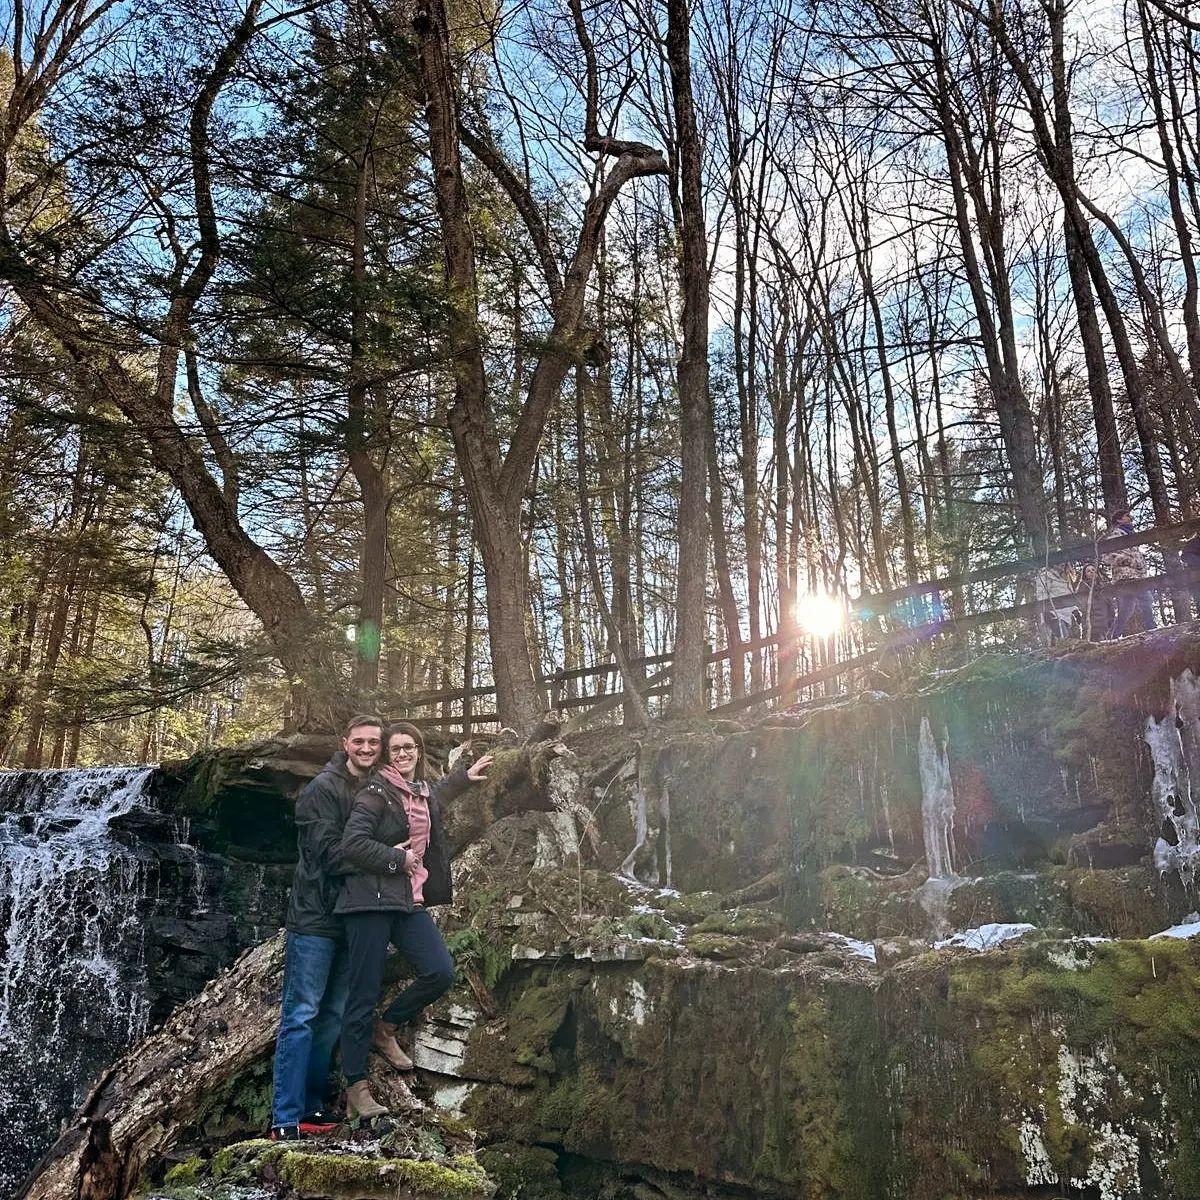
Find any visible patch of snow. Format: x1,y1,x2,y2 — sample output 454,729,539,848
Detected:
934,923,1036,951
1150,915,1200,940
825,932,878,962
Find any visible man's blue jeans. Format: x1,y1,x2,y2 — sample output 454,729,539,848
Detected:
271,931,350,1127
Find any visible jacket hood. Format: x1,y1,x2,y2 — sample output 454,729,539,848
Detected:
322,750,366,781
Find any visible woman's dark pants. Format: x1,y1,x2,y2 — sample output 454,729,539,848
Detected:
340,908,456,1084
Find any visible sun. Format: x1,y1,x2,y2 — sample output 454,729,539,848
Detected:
796,591,847,638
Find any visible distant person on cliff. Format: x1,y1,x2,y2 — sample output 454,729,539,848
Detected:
1079,562,1112,642
269,714,383,1142
1031,565,1079,643
335,722,493,1120
1103,509,1158,638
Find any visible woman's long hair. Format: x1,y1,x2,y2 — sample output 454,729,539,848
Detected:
384,721,427,783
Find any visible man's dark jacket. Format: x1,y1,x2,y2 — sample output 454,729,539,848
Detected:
335,764,471,914
285,752,363,938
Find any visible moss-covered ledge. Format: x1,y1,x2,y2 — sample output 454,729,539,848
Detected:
153,1138,495,1200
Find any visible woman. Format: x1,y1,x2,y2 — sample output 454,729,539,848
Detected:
336,722,492,1118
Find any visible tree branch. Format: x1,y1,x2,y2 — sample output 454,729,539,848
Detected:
457,121,563,300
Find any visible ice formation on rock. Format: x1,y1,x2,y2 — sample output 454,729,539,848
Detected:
1145,669,1200,883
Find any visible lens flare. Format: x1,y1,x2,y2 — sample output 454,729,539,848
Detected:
796,591,847,638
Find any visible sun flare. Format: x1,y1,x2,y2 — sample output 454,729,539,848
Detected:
796,591,847,638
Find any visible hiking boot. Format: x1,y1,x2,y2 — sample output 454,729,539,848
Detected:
345,1079,388,1120
270,1125,302,1142
372,1020,414,1071
298,1113,338,1136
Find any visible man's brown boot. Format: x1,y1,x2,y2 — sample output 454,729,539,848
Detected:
344,1079,388,1120
372,1020,415,1071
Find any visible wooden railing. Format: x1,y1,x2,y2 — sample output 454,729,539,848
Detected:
395,518,1200,735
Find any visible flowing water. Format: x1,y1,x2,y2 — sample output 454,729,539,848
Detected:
0,766,157,1195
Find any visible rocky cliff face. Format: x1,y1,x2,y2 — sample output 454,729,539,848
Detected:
13,626,1200,1200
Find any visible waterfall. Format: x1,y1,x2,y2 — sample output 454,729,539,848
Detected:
1145,670,1200,885
0,766,156,1194
916,717,961,935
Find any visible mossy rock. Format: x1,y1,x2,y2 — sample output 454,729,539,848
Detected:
205,1140,494,1199
693,906,783,941
586,910,676,945
662,891,724,925
274,1150,493,1199
477,1143,562,1200
462,970,575,1084
683,932,751,960
1065,865,1167,937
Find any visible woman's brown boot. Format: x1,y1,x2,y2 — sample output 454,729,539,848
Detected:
345,1079,388,1120
372,1020,415,1071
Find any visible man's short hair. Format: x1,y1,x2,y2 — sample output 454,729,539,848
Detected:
343,713,384,738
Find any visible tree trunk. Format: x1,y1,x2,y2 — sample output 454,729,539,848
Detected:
1050,0,1127,516
664,0,711,717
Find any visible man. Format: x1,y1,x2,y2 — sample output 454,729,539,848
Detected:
270,714,383,1141
1104,510,1158,638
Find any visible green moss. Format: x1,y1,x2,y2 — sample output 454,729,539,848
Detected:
275,1150,492,1199
462,748,531,824
586,910,675,944
463,971,574,1083
775,996,857,1193
943,936,1200,1189
662,891,723,925
950,936,1200,1045
683,932,750,960
202,1140,493,1200
209,1139,280,1183
161,1158,203,1188
693,906,782,941
1066,866,1163,938
477,1142,562,1200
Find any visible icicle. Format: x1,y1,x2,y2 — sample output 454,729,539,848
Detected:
1145,670,1200,884
918,717,957,879
916,717,963,936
